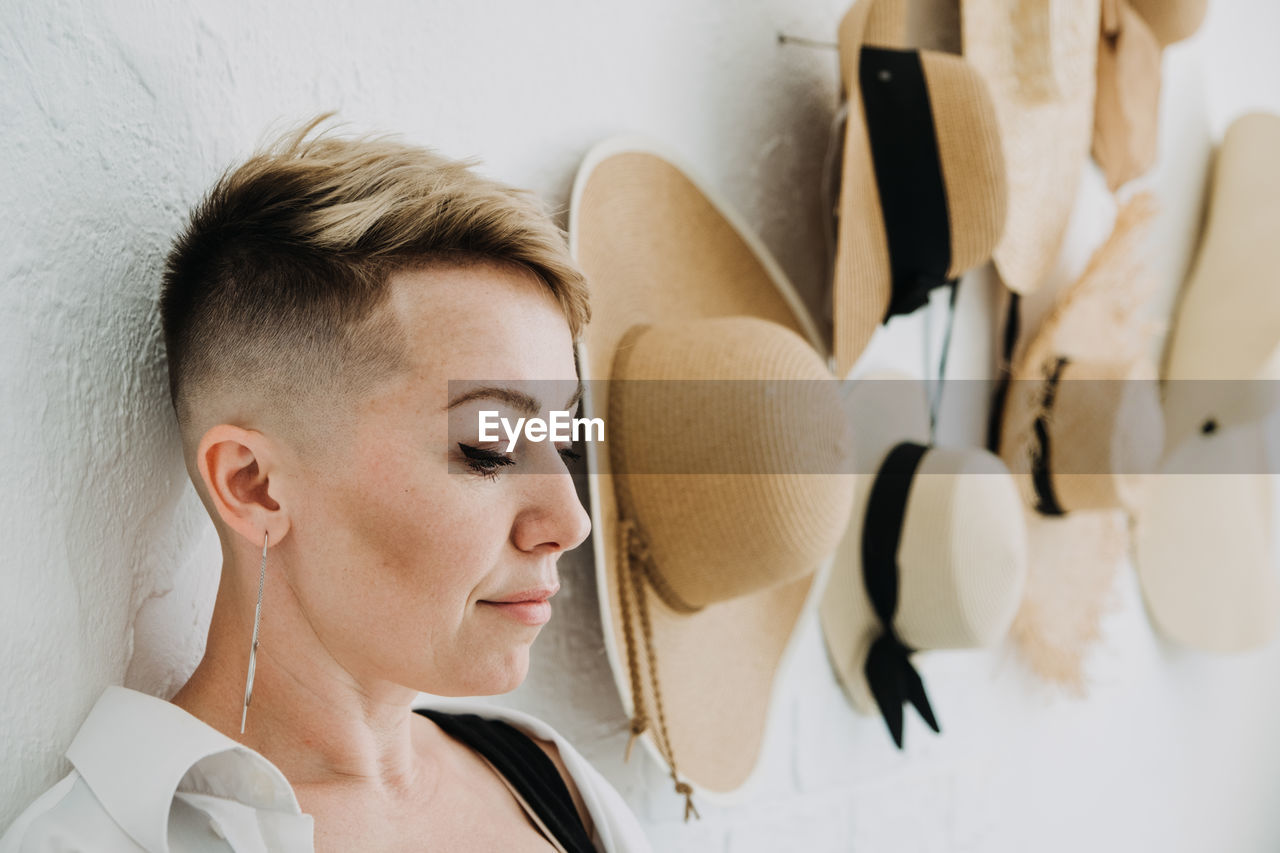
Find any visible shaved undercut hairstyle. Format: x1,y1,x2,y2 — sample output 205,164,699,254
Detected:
160,115,590,457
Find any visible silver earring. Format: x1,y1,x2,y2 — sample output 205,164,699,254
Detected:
240,530,268,735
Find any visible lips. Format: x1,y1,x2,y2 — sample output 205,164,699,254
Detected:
482,584,560,604
478,584,559,627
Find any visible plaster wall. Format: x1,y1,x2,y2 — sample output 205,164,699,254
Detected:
3,1,1280,849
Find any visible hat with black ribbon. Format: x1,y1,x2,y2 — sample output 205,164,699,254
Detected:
820,372,1027,747
828,0,1008,376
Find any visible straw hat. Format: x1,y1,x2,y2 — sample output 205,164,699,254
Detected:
1157,113,1280,445
1135,113,1280,652
831,0,1008,376
961,0,1101,294
570,139,857,811
1093,0,1209,190
996,193,1165,515
993,192,1166,687
1127,0,1207,48
820,371,1027,747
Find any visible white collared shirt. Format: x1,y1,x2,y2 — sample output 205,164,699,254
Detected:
0,686,652,852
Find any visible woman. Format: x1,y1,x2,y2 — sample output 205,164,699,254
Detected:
0,119,650,852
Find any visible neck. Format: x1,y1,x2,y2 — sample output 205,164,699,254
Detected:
170,550,436,799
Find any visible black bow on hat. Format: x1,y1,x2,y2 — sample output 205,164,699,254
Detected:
861,441,941,748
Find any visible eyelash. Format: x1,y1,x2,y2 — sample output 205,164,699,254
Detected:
457,443,581,481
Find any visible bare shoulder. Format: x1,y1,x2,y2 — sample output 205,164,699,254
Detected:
530,735,597,841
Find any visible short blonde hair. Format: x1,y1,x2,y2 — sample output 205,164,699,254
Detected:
160,116,590,442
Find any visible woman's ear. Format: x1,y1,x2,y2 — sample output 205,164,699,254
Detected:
196,424,291,548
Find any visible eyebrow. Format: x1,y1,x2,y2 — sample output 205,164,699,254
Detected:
446,382,584,415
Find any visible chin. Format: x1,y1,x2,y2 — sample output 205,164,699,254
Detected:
484,643,533,694
431,643,533,697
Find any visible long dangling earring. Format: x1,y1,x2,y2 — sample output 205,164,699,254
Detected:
240,530,268,735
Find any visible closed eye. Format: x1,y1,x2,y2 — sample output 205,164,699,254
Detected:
457,443,516,480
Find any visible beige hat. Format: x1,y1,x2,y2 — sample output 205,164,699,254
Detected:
570,139,857,812
1135,112,1280,652
997,193,1165,515
1093,0,1209,191
1135,422,1278,652
961,0,1101,294
831,0,1008,376
1159,113,1280,444
993,193,1166,688
1128,0,1208,48
820,372,1027,747
1093,0,1163,191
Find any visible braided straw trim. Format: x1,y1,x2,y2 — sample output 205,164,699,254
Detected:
617,517,701,822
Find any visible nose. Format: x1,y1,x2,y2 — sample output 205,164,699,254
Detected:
511,468,592,555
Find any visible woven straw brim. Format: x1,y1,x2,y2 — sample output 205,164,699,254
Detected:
833,0,1007,375
571,140,829,795
1134,421,1280,651
820,374,1026,715
962,0,1100,294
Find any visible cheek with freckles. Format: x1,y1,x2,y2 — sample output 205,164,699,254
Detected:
289,424,524,693
352,455,517,665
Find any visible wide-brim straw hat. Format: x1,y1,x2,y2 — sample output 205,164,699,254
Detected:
820,371,1027,747
961,0,1101,294
1135,112,1280,652
570,139,857,807
831,0,1007,376
993,192,1166,688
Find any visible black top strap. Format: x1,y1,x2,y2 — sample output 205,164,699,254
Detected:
414,708,597,853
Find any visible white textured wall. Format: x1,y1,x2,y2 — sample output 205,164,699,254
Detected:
3,1,1280,850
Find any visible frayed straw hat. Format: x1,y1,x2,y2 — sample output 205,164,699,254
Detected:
820,372,1026,747
1135,113,1280,652
997,193,1165,516
831,0,1008,376
570,139,857,813
961,0,1101,294
993,193,1166,688
1093,0,1208,190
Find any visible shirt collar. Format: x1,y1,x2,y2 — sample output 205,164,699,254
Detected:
66,685,304,853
